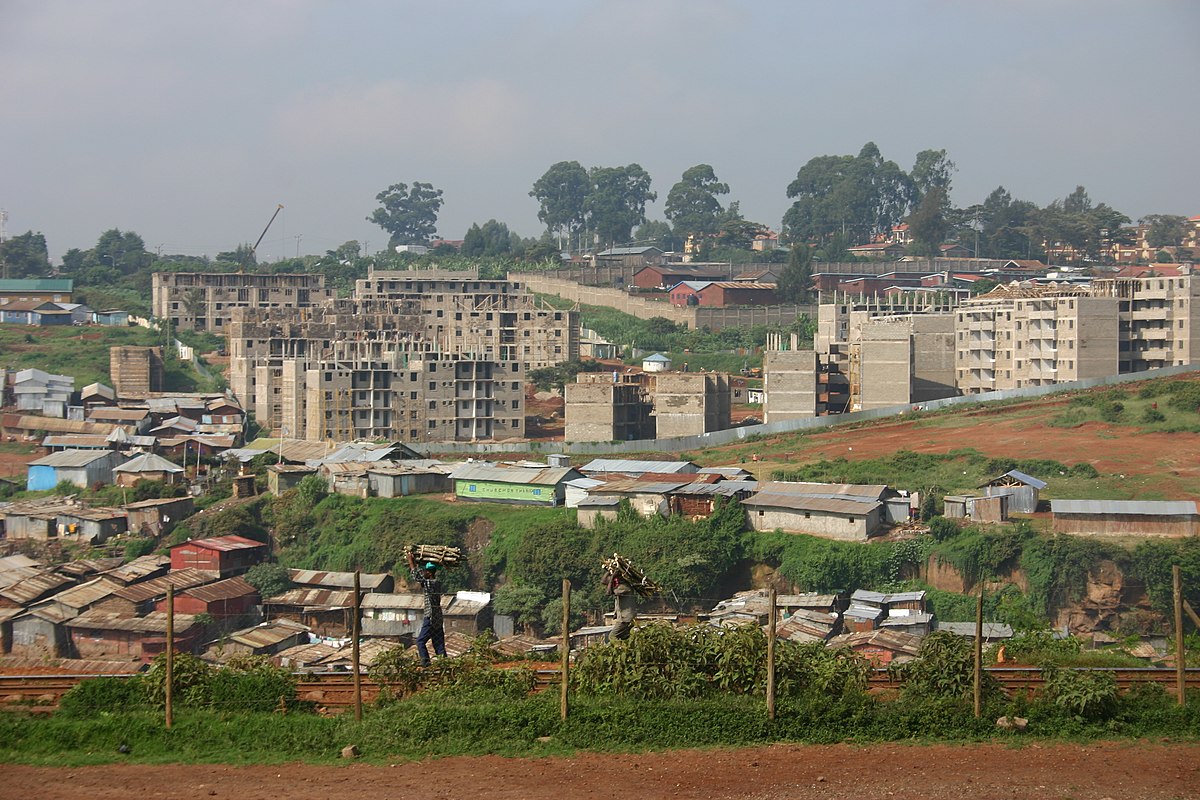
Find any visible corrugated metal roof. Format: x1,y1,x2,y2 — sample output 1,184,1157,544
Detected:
936,622,1014,639
577,497,621,507
225,619,310,649
175,535,266,552
106,555,170,584
121,496,193,511
112,568,215,603
113,453,184,474
288,569,390,590
698,467,755,478
881,613,934,627
753,481,889,499
590,478,688,495
264,588,354,608
87,408,151,422
42,435,112,449
850,589,889,604
672,481,758,496
55,557,123,578
843,605,885,620
742,493,881,515
66,611,198,633
450,464,578,485
224,438,335,463
579,458,699,475
180,576,257,604
316,442,401,464
0,572,74,604
40,577,121,608
980,469,1048,490
275,641,338,666
1051,499,1199,516
28,449,123,468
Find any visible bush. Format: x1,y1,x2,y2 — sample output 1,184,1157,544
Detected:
1098,401,1125,422
58,676,151,716
1040,663,1118,720
1141,407,1166,424
928,516,959,542
890,631,999,703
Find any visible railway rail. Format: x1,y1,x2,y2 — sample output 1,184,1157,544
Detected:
2,667,1198,710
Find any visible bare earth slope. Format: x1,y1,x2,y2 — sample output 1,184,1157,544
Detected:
6,742,1197,800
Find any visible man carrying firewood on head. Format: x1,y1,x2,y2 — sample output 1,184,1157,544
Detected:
602,566,636,641
406,548,447,666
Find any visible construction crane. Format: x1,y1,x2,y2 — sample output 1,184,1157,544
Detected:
241,204,284,272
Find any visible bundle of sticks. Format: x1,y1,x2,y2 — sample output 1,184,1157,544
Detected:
408,543,464,567
602,552,661,598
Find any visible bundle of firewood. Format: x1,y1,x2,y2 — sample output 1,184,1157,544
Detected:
408,544,464,567
602,552,661,598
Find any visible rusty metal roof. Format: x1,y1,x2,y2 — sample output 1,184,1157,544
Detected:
288,569,391,590
112,568,215,603
41,577,122,609
173,534,266,552
0,571,74,605
179,576,257,604
264,588,353,609
742,493,881,515
226,619,311,649
450,463,579,485
65,611,199,633
106,555,170,584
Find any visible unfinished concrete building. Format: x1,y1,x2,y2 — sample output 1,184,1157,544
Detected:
763,334,848,422
109,346,164,399
1090,272,1200,373
649,371,731,438
152,272,333,332
851,313,957,411
564,373,654,442
564,370,732,442
955,285,1120,393
354,269,579,369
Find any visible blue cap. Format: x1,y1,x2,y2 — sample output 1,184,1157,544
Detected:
424,561,438,570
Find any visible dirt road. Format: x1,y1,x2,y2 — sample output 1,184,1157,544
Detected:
6,742,1197,800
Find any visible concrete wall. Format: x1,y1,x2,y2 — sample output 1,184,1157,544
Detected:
763,349,817,422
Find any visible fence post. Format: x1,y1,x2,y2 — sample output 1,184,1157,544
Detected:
1174,565,1185,706
973,582,983,718
353,570,363,721
560,579,571,721
165,585,174,729
766,587,777,721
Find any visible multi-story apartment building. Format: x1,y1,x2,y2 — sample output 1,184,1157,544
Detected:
564,370,732,442
1091,272,1200,373
152,272,333,332
954,286,1119,393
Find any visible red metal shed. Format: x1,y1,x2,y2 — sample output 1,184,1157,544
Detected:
170,535,267,577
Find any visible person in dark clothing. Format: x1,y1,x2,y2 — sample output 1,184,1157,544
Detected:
407,550,446,666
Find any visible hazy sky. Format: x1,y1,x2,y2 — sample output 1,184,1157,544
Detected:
3,1,1198,262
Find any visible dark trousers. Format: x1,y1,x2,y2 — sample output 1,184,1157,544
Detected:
416,616,446,665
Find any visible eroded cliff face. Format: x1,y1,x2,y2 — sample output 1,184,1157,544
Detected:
922,555,1159,634
1053,559,1157,634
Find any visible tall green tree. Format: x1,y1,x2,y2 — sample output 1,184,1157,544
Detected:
0,231,51,279
530,161,591,251
368,181,444,247
664,164,729,243
977,186,1039,259
783,142,914,246
634,219,681,251
910,149,956,201
461,219,516,257
585,164,656,248
906,187,952,258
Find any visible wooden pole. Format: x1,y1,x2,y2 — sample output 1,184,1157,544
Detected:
1184,599,1200,631
352,570,363,721
165,585,174,729
560,579,570,721
973,581,984,718
1174,565,1185,706
766,587,777,721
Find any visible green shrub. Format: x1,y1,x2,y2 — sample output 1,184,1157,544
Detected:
890,631,999,703
58,676,151,716
1141,407,1166,424
928,516,959,542
1040,663,1118,720
1098,401,1125,422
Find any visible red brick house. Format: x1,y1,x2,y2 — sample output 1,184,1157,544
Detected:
632,264,727,291
669,281,778,307
170,535,267,577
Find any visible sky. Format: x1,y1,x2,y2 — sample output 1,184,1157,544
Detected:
2,0,1198,262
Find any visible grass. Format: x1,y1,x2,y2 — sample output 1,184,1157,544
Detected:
4,686,1199,766
0,324,223,392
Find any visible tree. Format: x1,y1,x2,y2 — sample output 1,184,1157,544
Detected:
530,161,591,251
776,244,814,302
783,142,914,246
0,231,51,279
910,149,956,200
716,217,767,250
1142,214,1188,249
664,164,729,243
977,186,1039,259
635,219,680,251
368,181,444,247
906,186,951,258
493,584,546,634
584,164,656,247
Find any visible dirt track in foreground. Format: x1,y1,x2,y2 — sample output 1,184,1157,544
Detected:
5,742,1198,800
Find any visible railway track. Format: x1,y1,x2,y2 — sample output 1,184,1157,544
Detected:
2,667,1198,710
